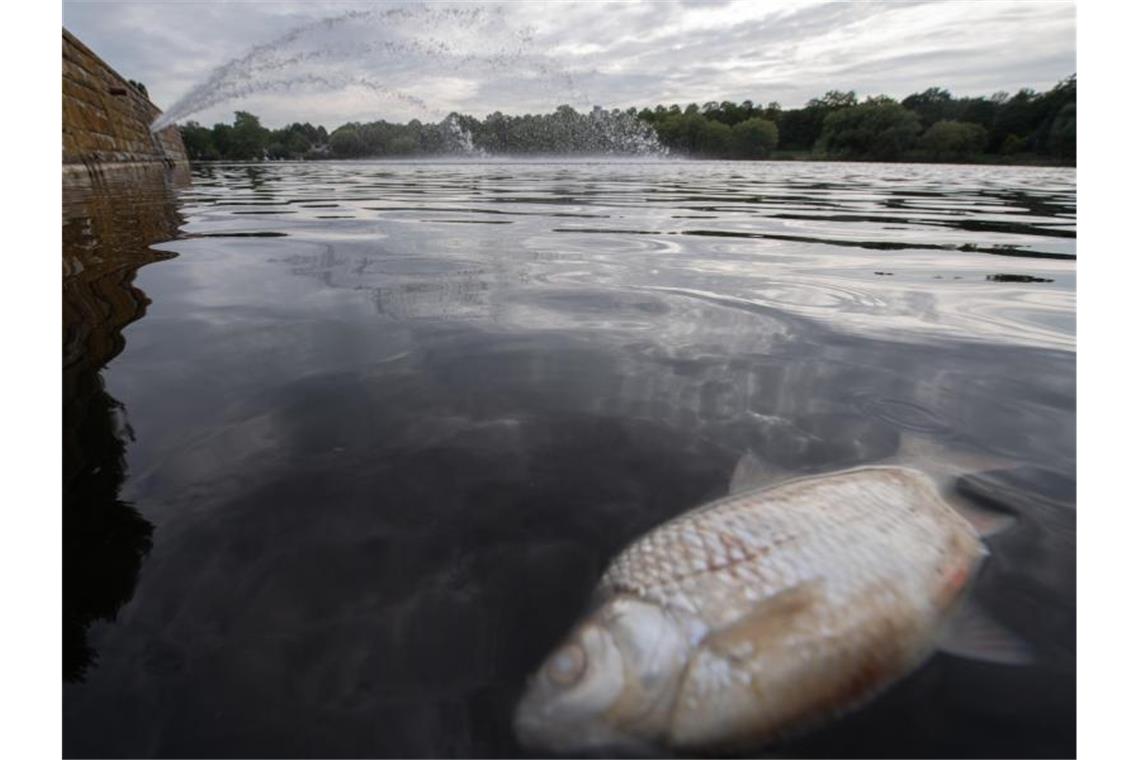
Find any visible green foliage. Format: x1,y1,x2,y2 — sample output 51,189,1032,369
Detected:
180,114,330,161
329,125,365,157
1048,102,1076,159
179,121,220,161
774,91,856,151
389,135,418,155
862,94,898,106
267,122,326,159
453,105,659,154
211,123,233,157
653,111,706,153
776,109,824,151
1001,134,1028,155
647,111,776,159
731,118,778,158
918,121,988,161
816,102,921,160
808,90,858,109
228,111,270,160
902,87,953,128
983,77,1074,154
172,74,1074,165
990,89,1041,152
698,120,733,156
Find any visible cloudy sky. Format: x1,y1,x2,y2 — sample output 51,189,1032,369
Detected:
63,0,1075,129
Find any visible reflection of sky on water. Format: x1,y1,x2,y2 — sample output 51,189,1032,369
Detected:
173,161,1075,350
65,161,1074,758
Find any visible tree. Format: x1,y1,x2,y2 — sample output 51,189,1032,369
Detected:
698,120,733,156
1048,102,1076,159
211,123,233,158
1039,76,1076,157
955,96,998,130
816,102,921,160
778,91,856,151
329,125,365,157
990,88,1041,152
1001,134,1028,155
167,76,1074,165
902,87,953,128
918,120,988,160
266,123,315,160
389,135,418,155
777,108,825,151
808,90,857,109
653,111,710,154
179,121,219,161
229,111,270,160
983,76,1075,156
863,94,897,106
732,118,778,158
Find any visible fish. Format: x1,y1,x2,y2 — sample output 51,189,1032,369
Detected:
513,449,1031,755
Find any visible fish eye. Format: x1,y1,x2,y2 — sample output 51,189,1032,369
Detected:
546,642,587,686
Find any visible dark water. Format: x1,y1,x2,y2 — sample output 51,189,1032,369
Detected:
62,161,1075,758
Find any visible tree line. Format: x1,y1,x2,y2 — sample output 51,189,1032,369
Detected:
178,75,1075,163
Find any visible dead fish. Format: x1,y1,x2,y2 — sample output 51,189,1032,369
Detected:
514,445,1030,755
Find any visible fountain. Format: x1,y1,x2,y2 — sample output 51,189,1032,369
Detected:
149,5,665,157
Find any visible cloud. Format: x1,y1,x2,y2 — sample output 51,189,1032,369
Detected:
62,0,1074,129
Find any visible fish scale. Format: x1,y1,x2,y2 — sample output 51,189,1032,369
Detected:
601,466,969,622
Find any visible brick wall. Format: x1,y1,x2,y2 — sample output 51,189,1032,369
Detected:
62,28,189,168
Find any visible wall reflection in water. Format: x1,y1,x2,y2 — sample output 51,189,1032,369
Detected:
62,166,186,681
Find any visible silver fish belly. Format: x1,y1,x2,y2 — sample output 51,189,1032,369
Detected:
514,466,985,754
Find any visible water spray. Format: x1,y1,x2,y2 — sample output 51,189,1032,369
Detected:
148,3,664,156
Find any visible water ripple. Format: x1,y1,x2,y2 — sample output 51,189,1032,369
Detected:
178,161,1074,352
65,160,1075,759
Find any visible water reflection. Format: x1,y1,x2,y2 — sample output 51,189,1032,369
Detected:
62,166,186,681
63,162,1073,758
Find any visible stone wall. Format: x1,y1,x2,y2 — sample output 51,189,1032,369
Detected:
62,28,189,170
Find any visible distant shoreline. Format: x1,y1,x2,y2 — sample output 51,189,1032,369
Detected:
184,155,1075,168
767,151,1074,167
177,80,1075,165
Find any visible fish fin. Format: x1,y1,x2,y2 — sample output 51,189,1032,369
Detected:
937,600,1034,665
887,432,1021,538
890,431,1016,483
672,580,828,748
728,449,793,496
946,494,1018,539
702,579,826,661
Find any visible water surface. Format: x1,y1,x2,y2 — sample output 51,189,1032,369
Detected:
63,160,1075,758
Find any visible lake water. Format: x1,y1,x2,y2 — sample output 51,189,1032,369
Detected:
62,160,1075,758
